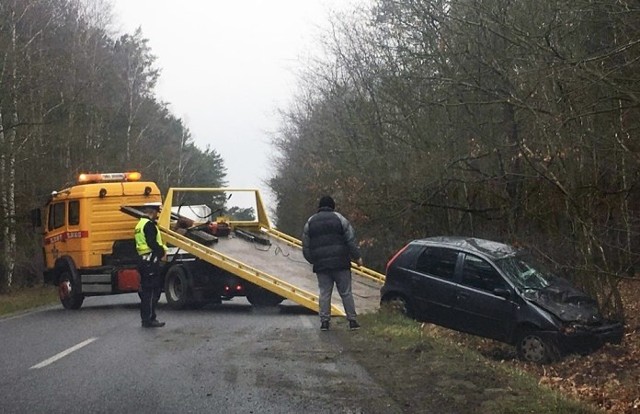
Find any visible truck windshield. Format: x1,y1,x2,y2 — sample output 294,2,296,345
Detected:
494,253,553,290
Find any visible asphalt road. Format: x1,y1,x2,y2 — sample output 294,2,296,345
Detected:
0,294,401,414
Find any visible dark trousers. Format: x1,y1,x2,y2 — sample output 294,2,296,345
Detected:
138,260,163,323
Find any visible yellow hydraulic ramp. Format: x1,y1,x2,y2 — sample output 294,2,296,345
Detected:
267,227,386,285
160,226,345,316
156,188,386,317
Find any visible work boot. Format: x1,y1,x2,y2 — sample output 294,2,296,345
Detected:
142,320,165,328
348,320,360,331
320,321,330,331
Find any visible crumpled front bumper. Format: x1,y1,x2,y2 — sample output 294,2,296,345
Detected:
558,320,624,353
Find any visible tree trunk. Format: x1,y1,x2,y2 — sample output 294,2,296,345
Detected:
2,9,19,289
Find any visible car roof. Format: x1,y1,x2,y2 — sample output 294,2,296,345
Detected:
410,236,518,259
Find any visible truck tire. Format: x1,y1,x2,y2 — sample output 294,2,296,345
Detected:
58,270,84,310
246,287,284,307
164,265,192,310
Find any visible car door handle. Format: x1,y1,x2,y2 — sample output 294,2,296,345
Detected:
456,292,469,301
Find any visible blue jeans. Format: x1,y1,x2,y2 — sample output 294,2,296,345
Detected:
316,269,357,323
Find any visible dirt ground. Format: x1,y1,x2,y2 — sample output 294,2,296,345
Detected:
339,280,640,413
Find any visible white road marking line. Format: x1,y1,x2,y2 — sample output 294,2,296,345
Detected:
30,337,98,370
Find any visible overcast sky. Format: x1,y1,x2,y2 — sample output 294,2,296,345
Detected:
110,0,362,207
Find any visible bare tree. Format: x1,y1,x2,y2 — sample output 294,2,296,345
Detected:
269,0,640,316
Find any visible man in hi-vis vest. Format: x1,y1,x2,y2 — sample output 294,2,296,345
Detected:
135,202,168,328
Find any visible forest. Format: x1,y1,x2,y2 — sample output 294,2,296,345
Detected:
0,0,226,292
269,0,640,318
1,0,639,320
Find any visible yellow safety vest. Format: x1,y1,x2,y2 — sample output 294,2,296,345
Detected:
134,218,167,255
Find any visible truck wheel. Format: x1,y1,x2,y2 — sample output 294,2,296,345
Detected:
164,265,191,310
246,287,284,307
58,270,84,310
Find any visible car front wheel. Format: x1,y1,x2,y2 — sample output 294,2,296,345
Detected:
516,331,560,364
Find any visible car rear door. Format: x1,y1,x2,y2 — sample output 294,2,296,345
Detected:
407,246,461,327
451,253,516,342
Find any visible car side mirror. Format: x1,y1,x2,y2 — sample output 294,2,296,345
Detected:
493,288,511,299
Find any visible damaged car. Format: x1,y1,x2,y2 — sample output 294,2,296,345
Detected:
381,237,624,363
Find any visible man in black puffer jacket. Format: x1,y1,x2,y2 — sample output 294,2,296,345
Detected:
302,195,363,331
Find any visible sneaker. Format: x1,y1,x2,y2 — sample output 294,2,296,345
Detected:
142,320,165,328
348,320,360,331
320,321,330,331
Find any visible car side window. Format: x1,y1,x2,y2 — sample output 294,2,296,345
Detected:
461,254,506,292
415,247,458,280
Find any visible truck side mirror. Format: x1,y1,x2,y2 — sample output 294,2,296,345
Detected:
30,208,42,228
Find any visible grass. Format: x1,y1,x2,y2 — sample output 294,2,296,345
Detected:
0,285,59,317
336,311,600,413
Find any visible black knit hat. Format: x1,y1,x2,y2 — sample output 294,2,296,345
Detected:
318,195,335,209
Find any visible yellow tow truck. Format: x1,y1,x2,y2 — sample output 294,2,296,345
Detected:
34,172,384,316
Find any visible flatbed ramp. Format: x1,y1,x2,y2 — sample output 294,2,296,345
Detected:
160,226,383,316
213,231,382,314
156,187,385,318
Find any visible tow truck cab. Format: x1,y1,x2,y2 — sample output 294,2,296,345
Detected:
33,172,288,311
34,172,162,309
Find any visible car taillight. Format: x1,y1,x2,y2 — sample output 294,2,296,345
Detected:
386,244,410,274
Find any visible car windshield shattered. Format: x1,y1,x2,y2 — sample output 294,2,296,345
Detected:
494,253,554,290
